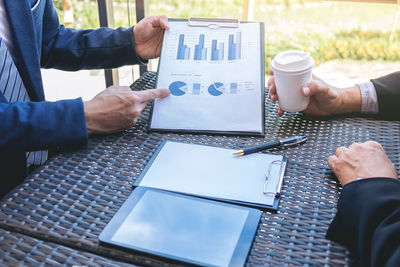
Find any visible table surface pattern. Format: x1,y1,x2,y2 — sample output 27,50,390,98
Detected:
1,71,399,266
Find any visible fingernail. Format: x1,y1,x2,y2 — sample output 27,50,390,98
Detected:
303,86,310,96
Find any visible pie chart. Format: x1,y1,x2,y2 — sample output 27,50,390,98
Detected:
169,81,187,96
208,82,224,96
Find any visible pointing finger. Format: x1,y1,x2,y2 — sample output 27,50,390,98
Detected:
136,88,170,102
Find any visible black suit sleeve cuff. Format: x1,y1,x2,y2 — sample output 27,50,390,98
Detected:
371,71,400,119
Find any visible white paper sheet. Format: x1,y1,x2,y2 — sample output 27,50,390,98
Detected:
137,141,284,207
151,21,263,133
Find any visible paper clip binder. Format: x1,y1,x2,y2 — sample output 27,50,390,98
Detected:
149,18,265,136
264,160,286,198
188,17,239,29
134,141,286,211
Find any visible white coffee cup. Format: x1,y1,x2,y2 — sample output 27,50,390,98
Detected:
270,50,315,112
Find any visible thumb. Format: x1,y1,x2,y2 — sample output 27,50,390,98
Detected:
136,88,170,102
302,79,326,97
155,15,170,30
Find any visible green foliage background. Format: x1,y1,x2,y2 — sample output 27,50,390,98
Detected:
53,0,400,70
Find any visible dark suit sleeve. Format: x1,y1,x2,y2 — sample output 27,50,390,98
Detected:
0,98,88,152
40,0,144,70
371,71,400,119
326,178,400,267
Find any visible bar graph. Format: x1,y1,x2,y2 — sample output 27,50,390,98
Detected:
177,34,190,60
194,34,207,61
175,32,241,61
211,40,224,61
230,83,237,94
193,83,201,95
228,32,241,60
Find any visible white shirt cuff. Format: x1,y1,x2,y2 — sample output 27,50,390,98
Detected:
357,81,378,114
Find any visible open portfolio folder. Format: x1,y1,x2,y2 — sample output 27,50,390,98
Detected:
149,18,265,136
134,141,288,210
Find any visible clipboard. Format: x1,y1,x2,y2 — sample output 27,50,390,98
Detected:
133,141,288,211
148,18,265,136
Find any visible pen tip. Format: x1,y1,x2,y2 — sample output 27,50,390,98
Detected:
233,150,244,156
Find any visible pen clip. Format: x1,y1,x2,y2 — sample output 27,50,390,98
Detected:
281,136,307,148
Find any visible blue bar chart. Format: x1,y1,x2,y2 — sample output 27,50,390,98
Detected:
177,34,190,60
230,83,237,94
228,32,241,60
176,32,241,61
194,34,207,61
211,40,224,61
193,83,201,95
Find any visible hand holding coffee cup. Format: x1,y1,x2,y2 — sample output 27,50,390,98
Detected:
270,50,314,112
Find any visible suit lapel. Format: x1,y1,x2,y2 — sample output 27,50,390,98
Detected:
4,0,44,101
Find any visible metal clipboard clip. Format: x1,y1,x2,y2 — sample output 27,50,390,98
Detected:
188,17,240,29
263,160,286,198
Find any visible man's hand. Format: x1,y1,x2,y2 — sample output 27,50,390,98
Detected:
268,72,362,116
328,141,398,186
134,15,169,60
83,86,169,134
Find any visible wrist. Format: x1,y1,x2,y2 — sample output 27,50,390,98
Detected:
336,85,362,114
83,101,96,134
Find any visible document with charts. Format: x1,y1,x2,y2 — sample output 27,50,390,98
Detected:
149,18,265,135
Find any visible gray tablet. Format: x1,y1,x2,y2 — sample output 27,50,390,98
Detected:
99,187,261,267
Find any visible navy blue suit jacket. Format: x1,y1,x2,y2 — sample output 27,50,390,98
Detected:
0,0,143,197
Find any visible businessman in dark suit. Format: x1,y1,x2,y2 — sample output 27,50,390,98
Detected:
268,71,400,266
0,0,170,198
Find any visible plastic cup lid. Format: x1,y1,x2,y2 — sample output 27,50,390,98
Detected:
271,50,314,72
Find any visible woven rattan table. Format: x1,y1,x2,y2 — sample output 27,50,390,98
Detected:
1,71,399,266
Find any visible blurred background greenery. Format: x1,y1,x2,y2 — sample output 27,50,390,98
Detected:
52,0,400,71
